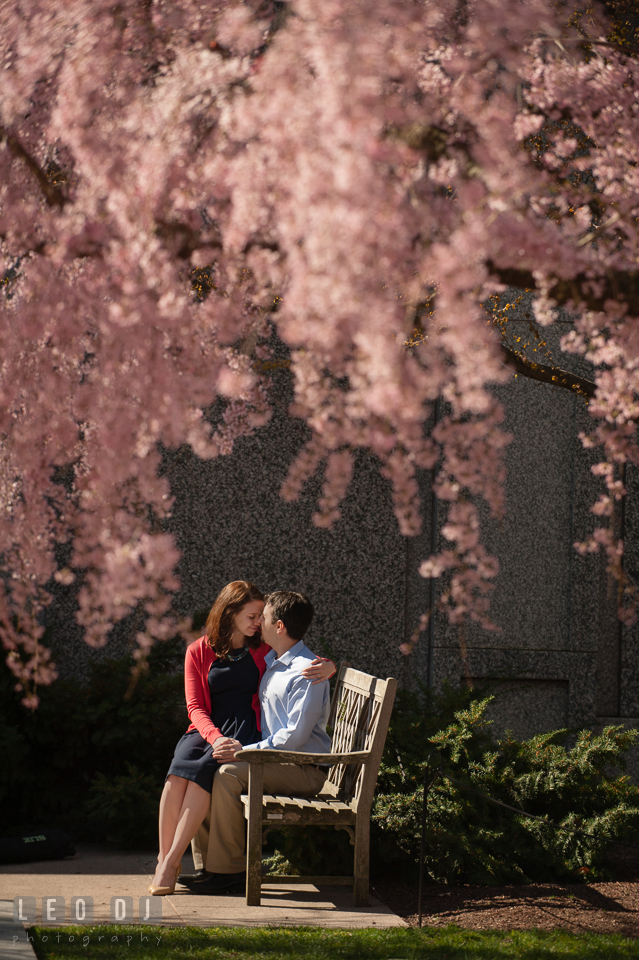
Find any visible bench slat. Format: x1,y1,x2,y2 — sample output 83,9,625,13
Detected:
262,875,354,886
241,795,353,813
309,799,334,812
340,669,388,697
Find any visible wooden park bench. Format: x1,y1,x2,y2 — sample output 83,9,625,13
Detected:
236,663,397,907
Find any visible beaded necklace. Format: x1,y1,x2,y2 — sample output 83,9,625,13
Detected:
226,645,249,662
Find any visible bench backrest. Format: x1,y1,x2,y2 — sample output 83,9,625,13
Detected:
322,664,397,807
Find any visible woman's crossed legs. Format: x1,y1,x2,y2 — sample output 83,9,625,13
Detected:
152,775,211,889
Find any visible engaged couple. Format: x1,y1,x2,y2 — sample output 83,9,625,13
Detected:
149,581,335,896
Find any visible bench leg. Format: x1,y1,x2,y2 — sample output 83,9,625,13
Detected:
246,763,264,906
353,815,370,907
246,825,262,906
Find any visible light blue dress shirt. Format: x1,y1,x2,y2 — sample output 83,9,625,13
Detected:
245,640,331,754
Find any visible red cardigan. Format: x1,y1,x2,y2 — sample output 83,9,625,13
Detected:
184,636,270,745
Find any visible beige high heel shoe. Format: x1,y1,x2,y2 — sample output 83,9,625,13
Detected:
148,864,181,896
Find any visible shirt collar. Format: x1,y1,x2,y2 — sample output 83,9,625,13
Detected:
264,648,277,668
267,639,305,667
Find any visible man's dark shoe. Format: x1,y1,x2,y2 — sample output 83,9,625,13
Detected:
185,871,246,894
178,870,214,886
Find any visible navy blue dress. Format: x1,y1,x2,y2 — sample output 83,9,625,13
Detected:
166,651,260,793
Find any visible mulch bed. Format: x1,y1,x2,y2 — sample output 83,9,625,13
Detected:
372,846,639,935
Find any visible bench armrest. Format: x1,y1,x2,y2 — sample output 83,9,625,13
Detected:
236,748,370,765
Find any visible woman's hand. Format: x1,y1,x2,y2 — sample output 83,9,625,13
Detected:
302,657,337,684
212,737,242,761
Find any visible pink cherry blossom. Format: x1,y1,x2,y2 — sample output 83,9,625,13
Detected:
1,0,638,702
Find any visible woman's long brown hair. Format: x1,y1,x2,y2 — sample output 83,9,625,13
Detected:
205,580,265,657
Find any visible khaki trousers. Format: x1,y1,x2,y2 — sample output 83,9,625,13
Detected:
192,761,327,874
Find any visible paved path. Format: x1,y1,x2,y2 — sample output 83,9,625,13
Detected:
0,844,404,941
0,901,35,960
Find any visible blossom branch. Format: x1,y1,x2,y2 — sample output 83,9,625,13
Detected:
488,263,639,317
500,344,596,399
0,124,67,209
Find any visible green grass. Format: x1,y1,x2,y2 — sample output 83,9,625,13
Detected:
23,924,639,960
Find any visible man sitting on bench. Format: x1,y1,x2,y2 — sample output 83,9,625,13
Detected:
179,590,332,894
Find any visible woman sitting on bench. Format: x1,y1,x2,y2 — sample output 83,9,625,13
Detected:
149,580,334,895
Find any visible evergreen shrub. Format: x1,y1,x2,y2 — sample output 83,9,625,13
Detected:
0,638,188,847
373,683,639,884
85,764,161,848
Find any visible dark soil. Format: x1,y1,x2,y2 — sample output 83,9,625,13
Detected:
372,846,639,935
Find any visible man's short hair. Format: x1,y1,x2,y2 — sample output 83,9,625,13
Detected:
266,591,314,641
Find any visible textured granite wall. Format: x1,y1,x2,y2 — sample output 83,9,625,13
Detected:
162,407,409,682
424,296,626,742
421,295,639,757
430,329,599,735
47,305,639,767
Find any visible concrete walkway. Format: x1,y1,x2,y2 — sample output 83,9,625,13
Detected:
0,844,404,934
0,901,35,960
